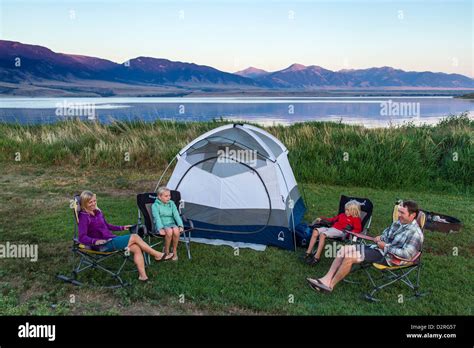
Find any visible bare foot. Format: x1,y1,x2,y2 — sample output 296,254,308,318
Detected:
172,254,178,261
318,276,330,285
164,253,174,261
138,276,148,282
318,278,333,291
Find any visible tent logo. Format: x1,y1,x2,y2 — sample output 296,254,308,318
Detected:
278,231,285,241
217,147,257,167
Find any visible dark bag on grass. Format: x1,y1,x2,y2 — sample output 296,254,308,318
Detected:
295,223,312,247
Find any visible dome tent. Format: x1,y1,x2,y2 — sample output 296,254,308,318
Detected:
161,123,306,251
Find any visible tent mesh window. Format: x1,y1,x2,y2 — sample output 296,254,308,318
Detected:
184,138,267,178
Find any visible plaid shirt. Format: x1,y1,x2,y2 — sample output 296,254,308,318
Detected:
378,219,424,266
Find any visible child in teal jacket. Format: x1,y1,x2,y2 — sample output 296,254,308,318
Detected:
151,187,184,261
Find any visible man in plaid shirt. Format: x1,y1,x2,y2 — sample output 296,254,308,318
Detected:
307,200,423,293
374,210,423,266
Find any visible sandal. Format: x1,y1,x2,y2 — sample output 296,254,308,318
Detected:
311,279,333,293
306,255,320,265
155,253,167,262
306,278,320,292
163,253,174,261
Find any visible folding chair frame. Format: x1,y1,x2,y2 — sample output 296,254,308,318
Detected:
57,195,133,289
312,195,374,246
136,191,193,265
363,259,427,302
345,207,428,302
137,207,163,266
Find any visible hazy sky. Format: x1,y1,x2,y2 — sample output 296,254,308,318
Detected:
1,0,472,77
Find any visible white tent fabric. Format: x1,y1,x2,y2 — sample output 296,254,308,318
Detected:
164,123,305,250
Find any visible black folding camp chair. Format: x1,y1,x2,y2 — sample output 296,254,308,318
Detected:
348,203,428,302
56,195,132,289
136,190,193,262
311,195,374,244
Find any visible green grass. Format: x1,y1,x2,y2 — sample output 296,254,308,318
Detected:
0,116,472,315
0,164,472,315
1,113,472,193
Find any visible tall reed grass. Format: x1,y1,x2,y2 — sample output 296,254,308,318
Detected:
1,113,472,193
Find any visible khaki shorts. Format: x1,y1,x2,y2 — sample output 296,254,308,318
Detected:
316,227,345,238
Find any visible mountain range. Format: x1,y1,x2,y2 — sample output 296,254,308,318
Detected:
1,40,473,97
236,64,474,89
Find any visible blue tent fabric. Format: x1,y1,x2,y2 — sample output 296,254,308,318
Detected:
185,196,306,251
188,223,295,251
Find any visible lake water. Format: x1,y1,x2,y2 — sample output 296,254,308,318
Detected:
0,96,473,127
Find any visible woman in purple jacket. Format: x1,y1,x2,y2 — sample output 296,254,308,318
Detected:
78,190,165,282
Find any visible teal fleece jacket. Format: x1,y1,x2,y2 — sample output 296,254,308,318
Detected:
151,199,184,232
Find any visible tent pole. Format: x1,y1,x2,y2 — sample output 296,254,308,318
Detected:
154,155,177,192
276,159,297,252
174,155,273,235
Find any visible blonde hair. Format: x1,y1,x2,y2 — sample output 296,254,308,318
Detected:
80,190,97,213
157,186,171,197
344,200,361,217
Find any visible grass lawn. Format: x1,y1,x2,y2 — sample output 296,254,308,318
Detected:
1,164,472,315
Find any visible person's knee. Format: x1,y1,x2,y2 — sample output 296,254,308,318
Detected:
165,229,173,237
342,255,358,266
342,245,355,254
312,229,319,237
129,233,140,244
173,227,180,236
128,244,140,253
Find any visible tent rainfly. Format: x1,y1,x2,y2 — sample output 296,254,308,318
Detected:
162,123,306,250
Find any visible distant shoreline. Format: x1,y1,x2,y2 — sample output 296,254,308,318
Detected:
457,93,474,99
1,81,474,98
1,96,472,128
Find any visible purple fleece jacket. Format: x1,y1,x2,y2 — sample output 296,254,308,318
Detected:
78,209,124,246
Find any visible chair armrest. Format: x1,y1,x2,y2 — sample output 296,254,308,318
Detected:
387,251,421,263
181,215,194,229
345,230,376,242
142,225,160,237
